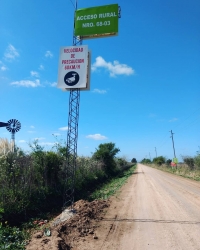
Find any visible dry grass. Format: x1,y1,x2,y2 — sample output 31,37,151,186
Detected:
0,138,13,155
175,163,200,181
150,163,200,181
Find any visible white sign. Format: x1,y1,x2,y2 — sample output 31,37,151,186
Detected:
62,51,91,92
57,45,88,89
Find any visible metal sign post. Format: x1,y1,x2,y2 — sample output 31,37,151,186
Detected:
63,1,82,210
60,1,121,210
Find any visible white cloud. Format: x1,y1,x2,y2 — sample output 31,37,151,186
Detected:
92,56,134,77
30,71,39,77
0,61,8,71
86,133,108,140
34,137,45,141
169,118,178,122
28,131,36,133
39,64,44,70
4,44,19,61
18,140,26,143
44,80,56,87
92,88,107,94
45,50,53,58
50,82,57,87
59,126,68,131
11,79,41,87
0,76,8,81
30,125,35,129
1,66,7,71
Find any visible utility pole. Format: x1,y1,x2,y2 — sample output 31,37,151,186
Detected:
149,152,151,161
155,147,157,158
170,130,176,159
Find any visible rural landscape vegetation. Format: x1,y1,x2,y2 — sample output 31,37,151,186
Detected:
1,0,199,248
0,138,200,249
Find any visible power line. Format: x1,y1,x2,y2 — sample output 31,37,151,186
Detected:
175,116,200,135
156,108,200,150
158,132,171,148
170,107,200,134
68,0,76,8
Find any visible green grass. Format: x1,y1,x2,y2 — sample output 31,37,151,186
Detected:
90,164,136,200
0,222,27,250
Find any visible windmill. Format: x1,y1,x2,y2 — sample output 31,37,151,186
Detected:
0,119,21,152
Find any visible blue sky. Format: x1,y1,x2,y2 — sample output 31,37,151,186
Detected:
0,0,199,161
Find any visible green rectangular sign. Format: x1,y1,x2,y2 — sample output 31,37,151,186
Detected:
173,158,178,163
75,4,119,39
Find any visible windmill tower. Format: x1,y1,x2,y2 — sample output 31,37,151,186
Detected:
0,119,21,152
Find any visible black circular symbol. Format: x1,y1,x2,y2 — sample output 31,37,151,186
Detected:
6,119,21,133
64,71,80,86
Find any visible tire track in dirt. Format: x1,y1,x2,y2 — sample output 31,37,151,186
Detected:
99,214,118,250
77,164,200,250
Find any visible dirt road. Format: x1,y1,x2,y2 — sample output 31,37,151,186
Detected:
80,163,200,250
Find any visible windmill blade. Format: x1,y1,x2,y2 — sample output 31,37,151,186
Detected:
0,122,8,127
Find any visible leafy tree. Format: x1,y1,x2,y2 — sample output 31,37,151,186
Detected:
153,156,166,166
131,158,137,163
141,158,151,164
92,142,120,176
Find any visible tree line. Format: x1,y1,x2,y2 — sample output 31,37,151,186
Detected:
0,139,132,224
140,148,200,170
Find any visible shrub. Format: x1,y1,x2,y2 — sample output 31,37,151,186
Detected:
166,159,172,166
194,155,200,170
0,139,123,224
153,156,166,166
75,156,105,192
115,157,129,170
182,156,195,170
0,222,26,249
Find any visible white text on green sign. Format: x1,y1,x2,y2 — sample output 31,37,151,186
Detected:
75,4,119,39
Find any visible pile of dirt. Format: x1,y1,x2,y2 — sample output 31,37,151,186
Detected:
26,199,110,250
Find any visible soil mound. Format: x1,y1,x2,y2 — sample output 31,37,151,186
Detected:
26,199,110,250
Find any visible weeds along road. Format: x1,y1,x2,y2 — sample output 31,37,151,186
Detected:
82,163,200,250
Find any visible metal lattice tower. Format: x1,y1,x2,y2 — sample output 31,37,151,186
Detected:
64,88,80,209
63,1,121,210
63,0,82,210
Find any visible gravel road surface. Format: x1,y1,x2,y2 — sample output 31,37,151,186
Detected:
82,163,200,250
